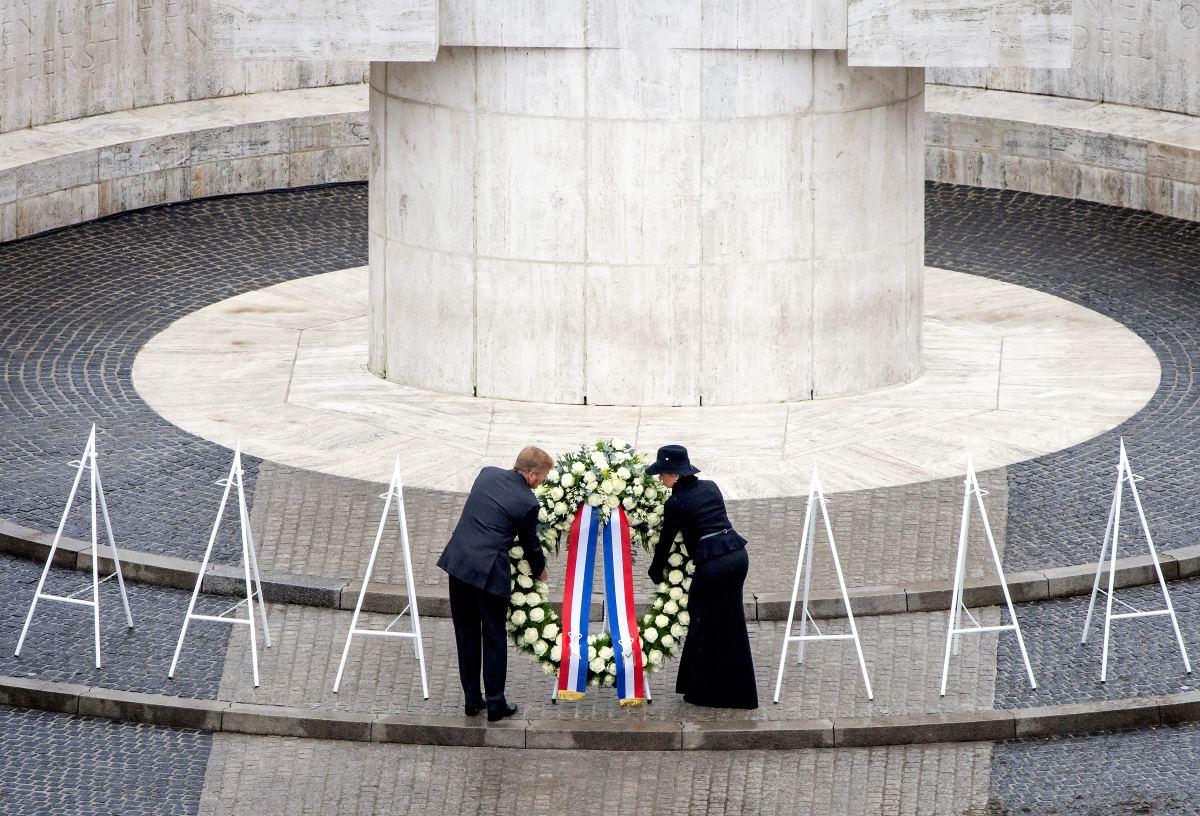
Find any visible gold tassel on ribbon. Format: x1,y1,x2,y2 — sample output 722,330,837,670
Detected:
618,697,646,708
556,690,586,702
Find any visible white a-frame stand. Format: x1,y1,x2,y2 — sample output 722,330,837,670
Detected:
332,455,428,698
1081,438,1191,682
940,457,1036,696
773,468,873,702
169,444,272,687
15,425,134,668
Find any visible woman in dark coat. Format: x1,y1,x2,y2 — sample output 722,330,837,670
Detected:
647,445,758,709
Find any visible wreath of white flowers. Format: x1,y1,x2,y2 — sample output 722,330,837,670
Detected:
507,440,694,687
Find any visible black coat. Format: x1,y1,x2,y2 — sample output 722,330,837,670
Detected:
437,467,547,597
648,475,746,583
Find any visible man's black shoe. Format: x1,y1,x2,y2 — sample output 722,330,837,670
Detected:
465,698,486,717
487,702,518,722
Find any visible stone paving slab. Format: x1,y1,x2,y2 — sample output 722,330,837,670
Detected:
212,602,1000,723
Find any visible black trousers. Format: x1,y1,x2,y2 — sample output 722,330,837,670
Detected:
448,576,509,703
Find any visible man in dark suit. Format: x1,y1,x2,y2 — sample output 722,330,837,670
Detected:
437,447,551,721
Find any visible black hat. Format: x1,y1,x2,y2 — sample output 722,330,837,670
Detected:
645,444,700,476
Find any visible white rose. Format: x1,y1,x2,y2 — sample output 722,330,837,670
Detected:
644,628,658,643
611,438,628,451
511,609,527,626
623,497,636,510
653,597,665,609
571,462,586,475
543,622,559,639
655,614,669,628
554,501,569,516
600,479,614,494
523,627,538,644
584,470,598,484
605,495,619,510
590,657,605,674
590,452,608,470
683,577,692,591
530,607,545,622
669,587,683,601
588,492,604,507
616,466,631,481
509,546,523,558
549,485,564,501
605,661,617,675
525,592,542,606
662,634,676,649
588,645,597,660
668,569,684,585
667,553,683,567
648,649,663,665
517,574,534,589
511,591,526,607
671,623,684,638
663,600,679,615
679,611,690,625
534,639,549,656
550,644,562,661
517,560,532,576
547,469,560,483
648,514,661,527
602,673,615,687
642,614,652,625
561,473,575,488
538,508,550,523
599,645,614,661
646,488,658,501
634,484,645,496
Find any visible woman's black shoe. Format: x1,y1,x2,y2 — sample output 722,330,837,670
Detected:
487,702,518,722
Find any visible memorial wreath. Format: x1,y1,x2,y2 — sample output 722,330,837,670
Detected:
506,440,693,704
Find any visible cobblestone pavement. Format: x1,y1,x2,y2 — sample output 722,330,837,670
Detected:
0,184,368,562
994,577,1200,708
0,707,211,816
216,603,999,721
0,553,230,698
990,723,1200,814
1,183,1199,812
197,735,993,816
252,462,1007,596
926,184,1200,572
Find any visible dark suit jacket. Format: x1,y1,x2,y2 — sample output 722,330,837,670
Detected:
437,466,547,597
648,475,746,583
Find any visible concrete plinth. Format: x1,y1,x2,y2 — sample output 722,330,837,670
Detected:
368,51,925,406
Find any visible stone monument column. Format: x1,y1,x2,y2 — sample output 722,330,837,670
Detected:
211,0,1072,407
368,49,924,406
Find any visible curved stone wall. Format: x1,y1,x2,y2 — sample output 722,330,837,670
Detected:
369,52,925,406
0,0,364,134
924,0,1200,220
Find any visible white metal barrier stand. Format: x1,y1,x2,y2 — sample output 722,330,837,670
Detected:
1081,438,1191,682
773,467,873,702
939,457,1037,696
15,424,134,669
332,455,428,698
168,443,272,687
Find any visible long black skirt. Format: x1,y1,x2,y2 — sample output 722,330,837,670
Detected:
675,547,758,709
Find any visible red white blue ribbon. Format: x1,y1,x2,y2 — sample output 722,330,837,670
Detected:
556,504,646,705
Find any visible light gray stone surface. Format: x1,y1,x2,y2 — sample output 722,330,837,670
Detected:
0,0,365,134
369,51,925,405
212,0,438,61
849,0,1072,68
930,0,1200,116
926,84,1200,222
0,84,367,240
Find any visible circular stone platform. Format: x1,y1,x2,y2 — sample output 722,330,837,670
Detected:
133,264,1157,499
